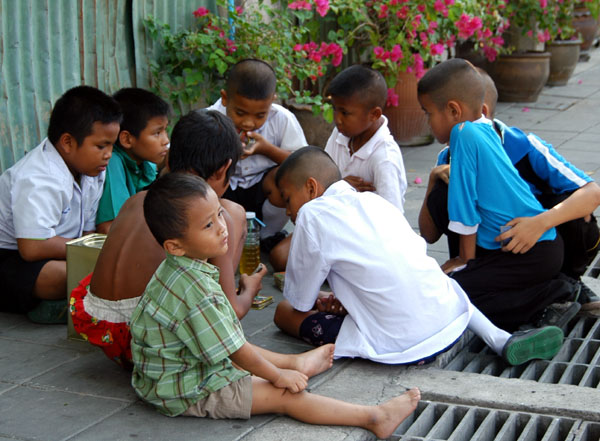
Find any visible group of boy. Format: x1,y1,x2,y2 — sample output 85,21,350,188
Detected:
0,56,598,436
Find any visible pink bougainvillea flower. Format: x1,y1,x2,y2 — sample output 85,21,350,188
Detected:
537,29,551,43
526,30,533,37
413,53,426,78
396,5,409,19
235,6,243,14
390,44,403,62
293,43,303,52
539,0,548,8
414,177,423,184
378,4,389,18
288,0,312,11
315,0,329,17
578,80,583,84
417,4,426,12
522,107,531,112
373,46,386,59
444,0,455,5
482,46,498,62
455,14,483,39
387,88,399,107
193,7,209,17
430,43,445,56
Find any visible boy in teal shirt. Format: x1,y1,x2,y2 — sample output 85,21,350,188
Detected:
96,88,170,233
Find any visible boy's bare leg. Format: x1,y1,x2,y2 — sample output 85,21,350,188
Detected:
251,378,420,439
248,342,334,378
33,260,67,300
269,235,291,272
274,300,316,338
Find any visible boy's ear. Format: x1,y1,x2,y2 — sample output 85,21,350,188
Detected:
370,106,383,121
305,177,324,200
220,89,228,106
482,103,490,118
207,159,232,185
118,130,134,150
163,238,186,256
447,100,463,121
58,133,77,153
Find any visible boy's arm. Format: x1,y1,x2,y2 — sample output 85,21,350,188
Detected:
442,233,476,273
497,182,600,254
230,342,308,393
244,132,291,164
17,236,70,261
419,165,449,244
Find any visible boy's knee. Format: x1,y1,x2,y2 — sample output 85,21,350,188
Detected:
269,236,290,272
274,300,292,328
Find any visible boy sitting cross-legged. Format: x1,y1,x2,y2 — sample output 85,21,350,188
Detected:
131,172,421,438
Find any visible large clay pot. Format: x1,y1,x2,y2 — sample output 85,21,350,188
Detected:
490,52,550,102
546,39,582,86
384,71,433,147
573,7,599,52
287,102,335,149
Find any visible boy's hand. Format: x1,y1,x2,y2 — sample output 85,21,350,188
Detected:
316,294,347,316
238,263,267,296
430,164,450,185
441,256,467,274
242,132,273,159
344,176,376,192
273,368,308,393
496,217,544,254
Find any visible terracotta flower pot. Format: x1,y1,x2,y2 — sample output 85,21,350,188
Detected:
546,40,582,86
490,52,550,102
287,102,335,149
573,7,599,52
384,71,433,147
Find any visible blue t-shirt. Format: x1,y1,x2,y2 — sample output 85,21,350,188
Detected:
447,120,556,250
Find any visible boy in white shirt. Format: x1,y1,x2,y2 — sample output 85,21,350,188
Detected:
0,86,122,322
208,59,307,265
273,147,564,366
325,65,407,212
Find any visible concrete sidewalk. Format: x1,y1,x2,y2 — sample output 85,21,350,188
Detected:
1,48,600,441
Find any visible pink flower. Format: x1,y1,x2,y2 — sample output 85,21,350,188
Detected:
526,30,533,37
455,14,483,39
414,177,423,184
390,44,403,62
417,4,426,12
235,6,243,14
430,43,445,56
293,43,303,52
193,7,209,17
434,0,446,12
522,107,530,112
396,6,409,19
482,46,498,62
378,4,389,18
539,0,548,8
444,0,455,5
537,29,551,43
315,0,329,16
491,36,504,46
413,53,425,78
288,1,312,11
373,46,386,59
387,88,399,107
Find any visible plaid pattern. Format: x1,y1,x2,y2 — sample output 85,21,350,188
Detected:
130,254,248,416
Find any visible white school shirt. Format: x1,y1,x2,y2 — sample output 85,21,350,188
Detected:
208,99,307,190
0,139,105,250
284,180,473,364
324,116,407,212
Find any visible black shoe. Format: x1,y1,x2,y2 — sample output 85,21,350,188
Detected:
502,326,564,366
578,282,600,311
534,302,581,329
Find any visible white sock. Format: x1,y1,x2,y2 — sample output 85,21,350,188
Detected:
467,307,512,355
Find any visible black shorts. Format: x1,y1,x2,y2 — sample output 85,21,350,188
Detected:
222,167,277,220
0,248,48,313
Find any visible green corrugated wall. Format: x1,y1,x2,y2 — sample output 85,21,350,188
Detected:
0,0,215,173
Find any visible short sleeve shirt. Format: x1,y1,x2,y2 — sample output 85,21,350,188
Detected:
207,99,307,190
96,145,157,224
130,254,248,416
0,139,105,249
324,116,407,212
447,120,556,249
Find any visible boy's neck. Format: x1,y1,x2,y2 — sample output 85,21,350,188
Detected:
349,117,384,155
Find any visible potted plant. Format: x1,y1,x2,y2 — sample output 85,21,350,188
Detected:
546,0,582,86
573,0,600,55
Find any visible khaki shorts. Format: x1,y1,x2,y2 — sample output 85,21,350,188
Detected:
182,376,252,420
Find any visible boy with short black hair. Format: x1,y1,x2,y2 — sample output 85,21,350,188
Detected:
325,64,407,212
131,172,420,437
96,88,170,233
417,58,573,330
71,110,256,367
0,85,122,322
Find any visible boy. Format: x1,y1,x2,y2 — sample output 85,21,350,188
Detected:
417,59,572,330
71,110,260,367
96,88,170,234
419,68,600,311
273,147,564,366
0,86,121,323
208,59,307,267
132,172,421,439
325,65,407,212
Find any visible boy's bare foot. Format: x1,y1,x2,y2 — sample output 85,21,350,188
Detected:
367,387,421,439
294,344,335,377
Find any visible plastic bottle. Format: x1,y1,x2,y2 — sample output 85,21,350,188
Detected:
239,211,261,275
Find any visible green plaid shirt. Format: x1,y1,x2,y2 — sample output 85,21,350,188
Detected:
130,253,248,416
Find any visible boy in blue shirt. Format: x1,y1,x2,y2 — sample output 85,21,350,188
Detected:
96,88,170,233
0,86,122,322
417,59,572,330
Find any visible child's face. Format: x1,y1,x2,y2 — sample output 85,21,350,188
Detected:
175,189,229,261
278,176,312,223
221,90,273,133
126,115,170,165
331,95,379,139
418,94,455,145
64,121,120,177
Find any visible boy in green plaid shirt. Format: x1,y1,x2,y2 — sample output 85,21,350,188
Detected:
131,172,420,438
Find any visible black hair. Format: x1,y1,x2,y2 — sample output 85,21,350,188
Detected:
417,58,484,114
475,67,498,119
112,88,171,140
226,59,277,100
168,110,242,182
47,85,122,146
143,173,210,246
275,146,341,190
326,65,387,110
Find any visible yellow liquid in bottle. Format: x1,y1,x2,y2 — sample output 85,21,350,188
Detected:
239,243,260,275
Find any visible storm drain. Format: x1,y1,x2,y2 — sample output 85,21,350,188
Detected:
392,400,600,441
441,317,600,388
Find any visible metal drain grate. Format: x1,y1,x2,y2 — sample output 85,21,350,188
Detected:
441,317,600,388
392,400,600,441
